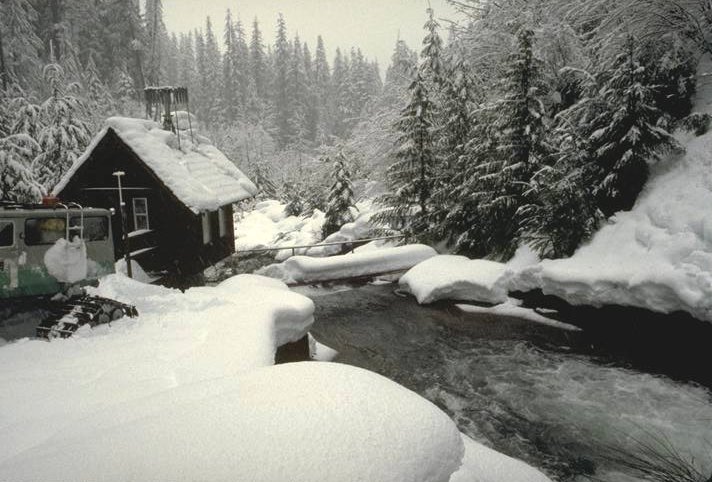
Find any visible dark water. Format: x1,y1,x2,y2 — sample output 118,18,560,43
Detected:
306,284,712,482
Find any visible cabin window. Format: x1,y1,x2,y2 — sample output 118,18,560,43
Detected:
133,198,149,231
24,218,66,245
0,221,14,247
70,216,109,242
218,207,227,238
202,213,212,245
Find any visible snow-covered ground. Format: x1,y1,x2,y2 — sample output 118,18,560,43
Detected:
0,273,553,481
509,57,712,323
258,244,437,284
234,198,386,261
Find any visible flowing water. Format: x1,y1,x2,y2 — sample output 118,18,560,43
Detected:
305,283,712,481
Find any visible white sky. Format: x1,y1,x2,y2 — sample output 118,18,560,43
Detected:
161,0,463,66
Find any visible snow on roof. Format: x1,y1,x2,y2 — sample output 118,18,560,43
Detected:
54,117,258,213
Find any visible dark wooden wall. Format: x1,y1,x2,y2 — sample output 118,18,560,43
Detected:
57,128,238,279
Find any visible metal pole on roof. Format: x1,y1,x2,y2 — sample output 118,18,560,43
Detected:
113,171,132,279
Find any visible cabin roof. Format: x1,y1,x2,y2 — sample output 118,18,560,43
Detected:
54,117,258,213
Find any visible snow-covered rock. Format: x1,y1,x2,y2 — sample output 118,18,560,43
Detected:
258,244,438,284
0,362,465,482
234,198,385,259
452,433,553,482
399,255,509,305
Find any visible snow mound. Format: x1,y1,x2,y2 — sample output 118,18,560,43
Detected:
234,198,385,259
258,244,437,284
400,255,509,305
452,433,553,482
43,237,88,283
55,117,258,213
513,128,712,322
0,362,465,482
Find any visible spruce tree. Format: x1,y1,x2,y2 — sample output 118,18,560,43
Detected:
222,10,240,123
33,63,92,191
377,69,436,235
323,152,356,237
272,14,292,148
0,0,42,86
249,18,267,102
588,35,680,216
456,27,548,258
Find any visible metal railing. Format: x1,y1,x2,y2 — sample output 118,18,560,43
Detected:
236,235,406,258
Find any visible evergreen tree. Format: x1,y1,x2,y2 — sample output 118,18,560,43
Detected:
33,63,92,191
222,10,240,123
313,35,331,140
456,27,548,258
377,69,436,235
323,153,356,237
202,17,223,125
1,0,42,87
145,0,167,85
272,14,292,148
249,18,267,101
588,35,681,216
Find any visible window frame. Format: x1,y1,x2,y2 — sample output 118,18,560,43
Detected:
132,197,150,232
24,217,67,246
0,220,15,248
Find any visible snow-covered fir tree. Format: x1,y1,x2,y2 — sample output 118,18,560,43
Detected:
322,152,356,237
588,35,681,216
377,68,436,236
455,27,548,259
33,63,92,191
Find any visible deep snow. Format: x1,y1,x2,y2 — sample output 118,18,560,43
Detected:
258,244,437,284
510,56,712,323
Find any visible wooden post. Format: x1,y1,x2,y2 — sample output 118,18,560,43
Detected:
113,171,132,278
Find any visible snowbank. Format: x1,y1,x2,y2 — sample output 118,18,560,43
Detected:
234,198,383,260
258,244,437,284
511,127,712,321
0,362,464,482
54,117,258,212
452,433,552,482
234,200,325,260
400,255,510,305
504,57,712,323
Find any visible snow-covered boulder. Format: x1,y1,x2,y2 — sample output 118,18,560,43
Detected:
0,362,465,482
400,255,509,305
452,433,553,482
258,244,438,284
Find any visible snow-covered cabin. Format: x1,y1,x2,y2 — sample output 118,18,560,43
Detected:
54,117,258,281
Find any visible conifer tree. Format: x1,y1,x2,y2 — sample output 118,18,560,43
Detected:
249,18,267,102
588,35,680,216
377,69,435,235
145,0,167,85
272,14,292,148
0,0,42,86
323,152,356,237
222,10,240,123
33,63,92,191
456,27,548,258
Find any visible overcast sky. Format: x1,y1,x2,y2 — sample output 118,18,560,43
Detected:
162,0,463,66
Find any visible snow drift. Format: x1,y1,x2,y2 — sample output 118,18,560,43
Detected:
501,57,712,323
258,244,437,284
0,362,465,482
400,255,510,305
